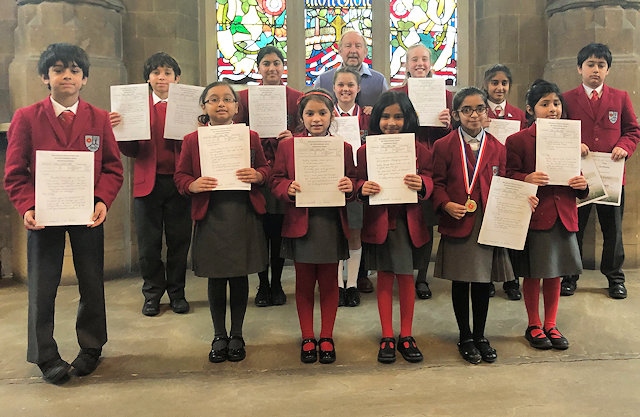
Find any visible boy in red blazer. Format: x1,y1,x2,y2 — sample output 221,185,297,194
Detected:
113,53,192,316
561,43,640,299
3,43,124,384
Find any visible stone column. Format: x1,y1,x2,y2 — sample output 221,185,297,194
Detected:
545,0,640,268
8,0,130,283
473,0,548,109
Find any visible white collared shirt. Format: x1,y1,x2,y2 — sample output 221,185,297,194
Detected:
50,97,79,118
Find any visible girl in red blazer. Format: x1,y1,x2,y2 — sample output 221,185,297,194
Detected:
174,81,270,363
332,67,370,307
483,64,528,129
505,79,588,351
432,87,513,365
357,91,433,363
270,89,356,364
390,43,453,300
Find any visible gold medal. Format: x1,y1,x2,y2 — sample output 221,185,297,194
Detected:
465,197,477,213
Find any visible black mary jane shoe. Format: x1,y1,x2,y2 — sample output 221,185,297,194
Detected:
208,336,229,363
457,339,482,364
300,338,318,364
397,336,423,363
415,281,432,300
524,326,552,350
544,327,569,350
227,336,246,362
474,338,497,363
377,337,396,364
318,338,336,364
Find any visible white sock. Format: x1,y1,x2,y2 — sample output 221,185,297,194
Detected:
346,248,362,289
337,261,345,288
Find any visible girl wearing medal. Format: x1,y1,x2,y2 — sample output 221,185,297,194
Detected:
505,79,587,350
431,86,514,365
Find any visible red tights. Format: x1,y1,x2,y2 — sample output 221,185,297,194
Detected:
377,271,416,338
522,277,561,330
294,262,339,343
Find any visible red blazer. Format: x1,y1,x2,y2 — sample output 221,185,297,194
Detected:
4,97,124,217
390,84,453,148
269,136,357,239
431,129,505,238
487,102,528,130
505,124,588,232
174,128,270,221
118,95,183,197
356,140,433,247
563,84,640,183
234,84,304,165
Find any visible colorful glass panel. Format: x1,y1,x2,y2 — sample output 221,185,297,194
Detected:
216,0,288,84
389,0,457,86
304,1,373,86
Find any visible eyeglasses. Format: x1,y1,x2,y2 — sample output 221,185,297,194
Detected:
457,105,487,116
204,96,237,105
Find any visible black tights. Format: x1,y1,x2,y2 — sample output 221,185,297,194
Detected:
258,213,285,288
451,281,491,342
208,276,249,338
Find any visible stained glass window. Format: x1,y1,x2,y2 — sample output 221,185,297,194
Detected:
304,1,373,86
389,0,457,86
216,0,288,84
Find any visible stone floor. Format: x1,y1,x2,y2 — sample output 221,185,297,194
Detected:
1,266,639,417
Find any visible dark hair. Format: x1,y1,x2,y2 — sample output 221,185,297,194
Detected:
524,79,565,124
451,87,487,129
577,43,612,67
143,52,181,82
368,91,419,135
295,88,335,133
197,81,239,125
333,67,361,86
482,64,513,90
257,45,285,66
37,43,90,80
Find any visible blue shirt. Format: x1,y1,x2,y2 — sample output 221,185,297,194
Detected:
314,64,389,107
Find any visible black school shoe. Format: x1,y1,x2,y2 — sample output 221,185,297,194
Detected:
300,338,317,364
544,327,569,350
474,338,497,363
142,299,160,316
170,298,190,314
318,338,336,364
377,337,396,364
415,281,432,299
524,326,553,350
209,336,229,363
71,348,102,376
345,287,360,307
397,336,423,363
227,336,246,362
38,358,71,384
457,339,482,364
255,285,272,307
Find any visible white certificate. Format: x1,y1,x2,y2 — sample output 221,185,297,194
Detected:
164,83,206,140
577,152,608,207
248,85,287,138
35,151,94,226
408,77,447,127
486,119,521,145
110,83,150,141
477,176,537,250
330,116,361,165
365,133,417,205
535,118,581,185
294,137,345,207
197,124,251,191
590,152,624,206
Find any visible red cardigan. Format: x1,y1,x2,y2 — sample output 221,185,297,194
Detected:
269,135,357,239
431,129,505,238
174,128,270,221
356,140,433,247
505,124,588,232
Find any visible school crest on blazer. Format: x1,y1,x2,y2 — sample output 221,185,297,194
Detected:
609,111,618,124
85,135,100,152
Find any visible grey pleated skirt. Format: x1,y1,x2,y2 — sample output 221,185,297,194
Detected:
363,215,428,275
510,220,582,279
281,207,349,264
434,208,513,283
346,200,363,229
192,191,268,278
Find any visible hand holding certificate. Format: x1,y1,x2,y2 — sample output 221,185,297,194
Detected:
197,124,251,191
578,151,624,206
35,151,95,226
110,83,151,141
294,137,346,207
535,118,581,185
478,176,538,250
365,133,417,205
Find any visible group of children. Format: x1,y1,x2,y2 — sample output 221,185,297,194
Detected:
4,40,638,384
